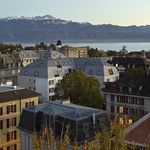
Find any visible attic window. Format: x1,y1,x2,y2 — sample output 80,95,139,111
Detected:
39,63,43,67
99,118,105,131
59,71,63,75
82,123,89,138
55,62,62,68
108,69,113,75
24,70,29,75
89,70,93,75
34,71,39,76
97,70,101,75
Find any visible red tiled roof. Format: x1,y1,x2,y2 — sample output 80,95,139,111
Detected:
125,115,150,145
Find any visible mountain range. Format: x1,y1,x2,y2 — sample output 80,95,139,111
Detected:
1,15,150,43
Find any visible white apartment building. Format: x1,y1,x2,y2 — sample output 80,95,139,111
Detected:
18,58,119,101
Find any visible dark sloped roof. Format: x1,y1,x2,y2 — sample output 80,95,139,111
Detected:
125,113,150,146
102,74,150,97
0,88,41,103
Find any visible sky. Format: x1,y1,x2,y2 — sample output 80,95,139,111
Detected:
1,0,150,26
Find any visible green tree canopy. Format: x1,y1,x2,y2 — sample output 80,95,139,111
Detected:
54,70,103,109
56,40,62,46
120,68,145,78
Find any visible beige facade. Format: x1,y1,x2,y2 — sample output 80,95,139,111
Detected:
66,47,88,58
0,86,41,150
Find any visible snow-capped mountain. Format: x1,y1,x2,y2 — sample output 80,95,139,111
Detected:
0,15,62,21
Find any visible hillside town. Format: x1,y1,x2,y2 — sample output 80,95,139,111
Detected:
0,42,150,150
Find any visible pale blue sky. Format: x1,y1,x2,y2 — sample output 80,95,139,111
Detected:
1,0,150,26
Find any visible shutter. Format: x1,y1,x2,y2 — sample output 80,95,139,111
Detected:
7,119,9,128
14,144,17,150
25,102,28,108
117,95,119,102
125,97,128,103
0,107,2,115
132,97,134,104
14,117,17,126
14,104,16,112
14,130,17,139
32,101,34,106
126,108,128,115
7,132,9,142
7,106,9,114
142,98,144,105
0,120,3,130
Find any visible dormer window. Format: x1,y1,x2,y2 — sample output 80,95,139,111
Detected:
24,70,29,75
34,71,39,76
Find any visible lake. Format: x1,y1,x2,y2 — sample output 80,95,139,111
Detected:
8,42,150,52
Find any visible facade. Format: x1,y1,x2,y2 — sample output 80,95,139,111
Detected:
0,85,41,150
0,54,22,85
18,58,119,101
18,100,110,150
102,74,150,124
59,46,89,58
12,50,40,67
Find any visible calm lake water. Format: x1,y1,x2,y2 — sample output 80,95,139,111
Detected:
9,42,150,52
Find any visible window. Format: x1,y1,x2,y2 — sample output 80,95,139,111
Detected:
119,106,124,113
64,70,68,74
128,97,133,104
7,105,16,114
59,71,63,75
26,101,34,108
128,108,134,115
120,96,125,103
53,70,59,77
49,88,54,93
99,118,105,131
49,80,54,85
7,118,16,127
89,70,93,75
111,105,114,113
7,131,16,141
34,71,39,76
24,70,29,75
111,95,114,102
97,70,101,75
138,98,144,105
7,144,17,150
108,69,113,75
83,124,89,138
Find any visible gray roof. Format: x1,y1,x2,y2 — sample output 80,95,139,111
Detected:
18,58,119,78
26,100,105,120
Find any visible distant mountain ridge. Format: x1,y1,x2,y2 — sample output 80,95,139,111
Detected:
0,15,150,43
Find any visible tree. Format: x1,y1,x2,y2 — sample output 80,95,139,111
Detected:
56,40,62,46
118,45,128,56
88,48,99,57
54,70,103,109
98,49,106,57
107,50,118,57
120,68,145,78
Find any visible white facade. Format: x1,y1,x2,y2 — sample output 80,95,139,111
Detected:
18,58,119,101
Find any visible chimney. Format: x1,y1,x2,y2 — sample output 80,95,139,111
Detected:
61,98,70,104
